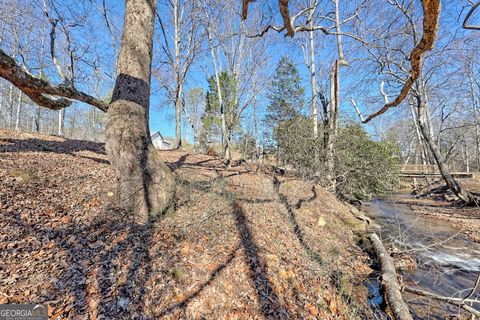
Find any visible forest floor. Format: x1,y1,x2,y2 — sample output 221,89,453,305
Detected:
0,129,374,319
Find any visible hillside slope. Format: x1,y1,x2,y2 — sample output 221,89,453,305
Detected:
0,129,373,319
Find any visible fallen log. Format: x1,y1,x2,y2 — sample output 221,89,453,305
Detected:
404,286,480,317
369,233,413,320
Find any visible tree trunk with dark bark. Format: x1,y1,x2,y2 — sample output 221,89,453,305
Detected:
106,0,175,224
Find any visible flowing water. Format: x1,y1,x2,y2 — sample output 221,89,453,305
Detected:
364,194,480,319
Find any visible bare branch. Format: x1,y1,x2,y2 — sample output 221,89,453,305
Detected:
0,49,108,112
380,81,389,103
241,0,254,20
464,272,480,301
404,286,480,317
350,98,365,122
242,0,297,37
361,0,441,123
463,1,480,30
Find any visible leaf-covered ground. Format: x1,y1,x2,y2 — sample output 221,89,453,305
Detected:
0,129,374,319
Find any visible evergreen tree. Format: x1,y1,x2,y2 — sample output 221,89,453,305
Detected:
202,71,237,145
265,56,305,132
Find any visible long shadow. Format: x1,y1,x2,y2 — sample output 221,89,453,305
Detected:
175,169,290,318
0,137,107,164
164,157,220,171
5,200,241,318
233,202,290,319
158,244,240,317
95,216,155,318
165,154,252,178
166,154,189,171
272,176,323,265
0,137,105,154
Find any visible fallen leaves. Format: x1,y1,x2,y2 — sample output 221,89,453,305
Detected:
0,129,372,319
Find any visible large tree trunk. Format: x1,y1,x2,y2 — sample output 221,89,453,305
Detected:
416,92,477,204
106,0,175,224
369,233,413,320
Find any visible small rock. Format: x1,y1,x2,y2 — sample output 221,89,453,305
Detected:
317,216,326,227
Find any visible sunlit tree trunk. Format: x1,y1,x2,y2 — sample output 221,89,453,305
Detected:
409,103,428,166
205,24,230,162
57,109,64,136
468,74,480,170
7,83,13,129
14,91,22,131
308,27,318,140
106,0,175,223
173,0,182,149
34,108,41,132
325,61,339,191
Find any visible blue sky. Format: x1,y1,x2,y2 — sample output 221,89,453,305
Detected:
4,0,478,143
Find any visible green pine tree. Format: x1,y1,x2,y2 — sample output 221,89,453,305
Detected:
264,56,305,146
202,71,237,144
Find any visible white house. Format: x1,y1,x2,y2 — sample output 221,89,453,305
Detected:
151,131,172,150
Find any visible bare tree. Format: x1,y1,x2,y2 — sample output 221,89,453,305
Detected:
202,0,269,163
349,0,480,204
156,0,203,149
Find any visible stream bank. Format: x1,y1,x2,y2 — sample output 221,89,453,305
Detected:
363,194,480,319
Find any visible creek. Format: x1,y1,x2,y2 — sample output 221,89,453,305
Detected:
364,194,480,319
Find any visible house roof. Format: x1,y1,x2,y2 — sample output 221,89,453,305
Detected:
151,131,165,141
151,131,174,146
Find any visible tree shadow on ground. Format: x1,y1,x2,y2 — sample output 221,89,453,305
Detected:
158,244,240,317
0,137,107,164
166,154,189,171
272,176,323,265
233,202,291,319
1,150,298,318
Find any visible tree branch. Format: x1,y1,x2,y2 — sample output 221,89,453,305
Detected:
0,49,108,112
361,0,441,124
463,1,480,30
279,0,295,36
404,286,480,317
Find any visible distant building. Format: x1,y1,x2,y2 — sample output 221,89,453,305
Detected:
151,131,172,150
